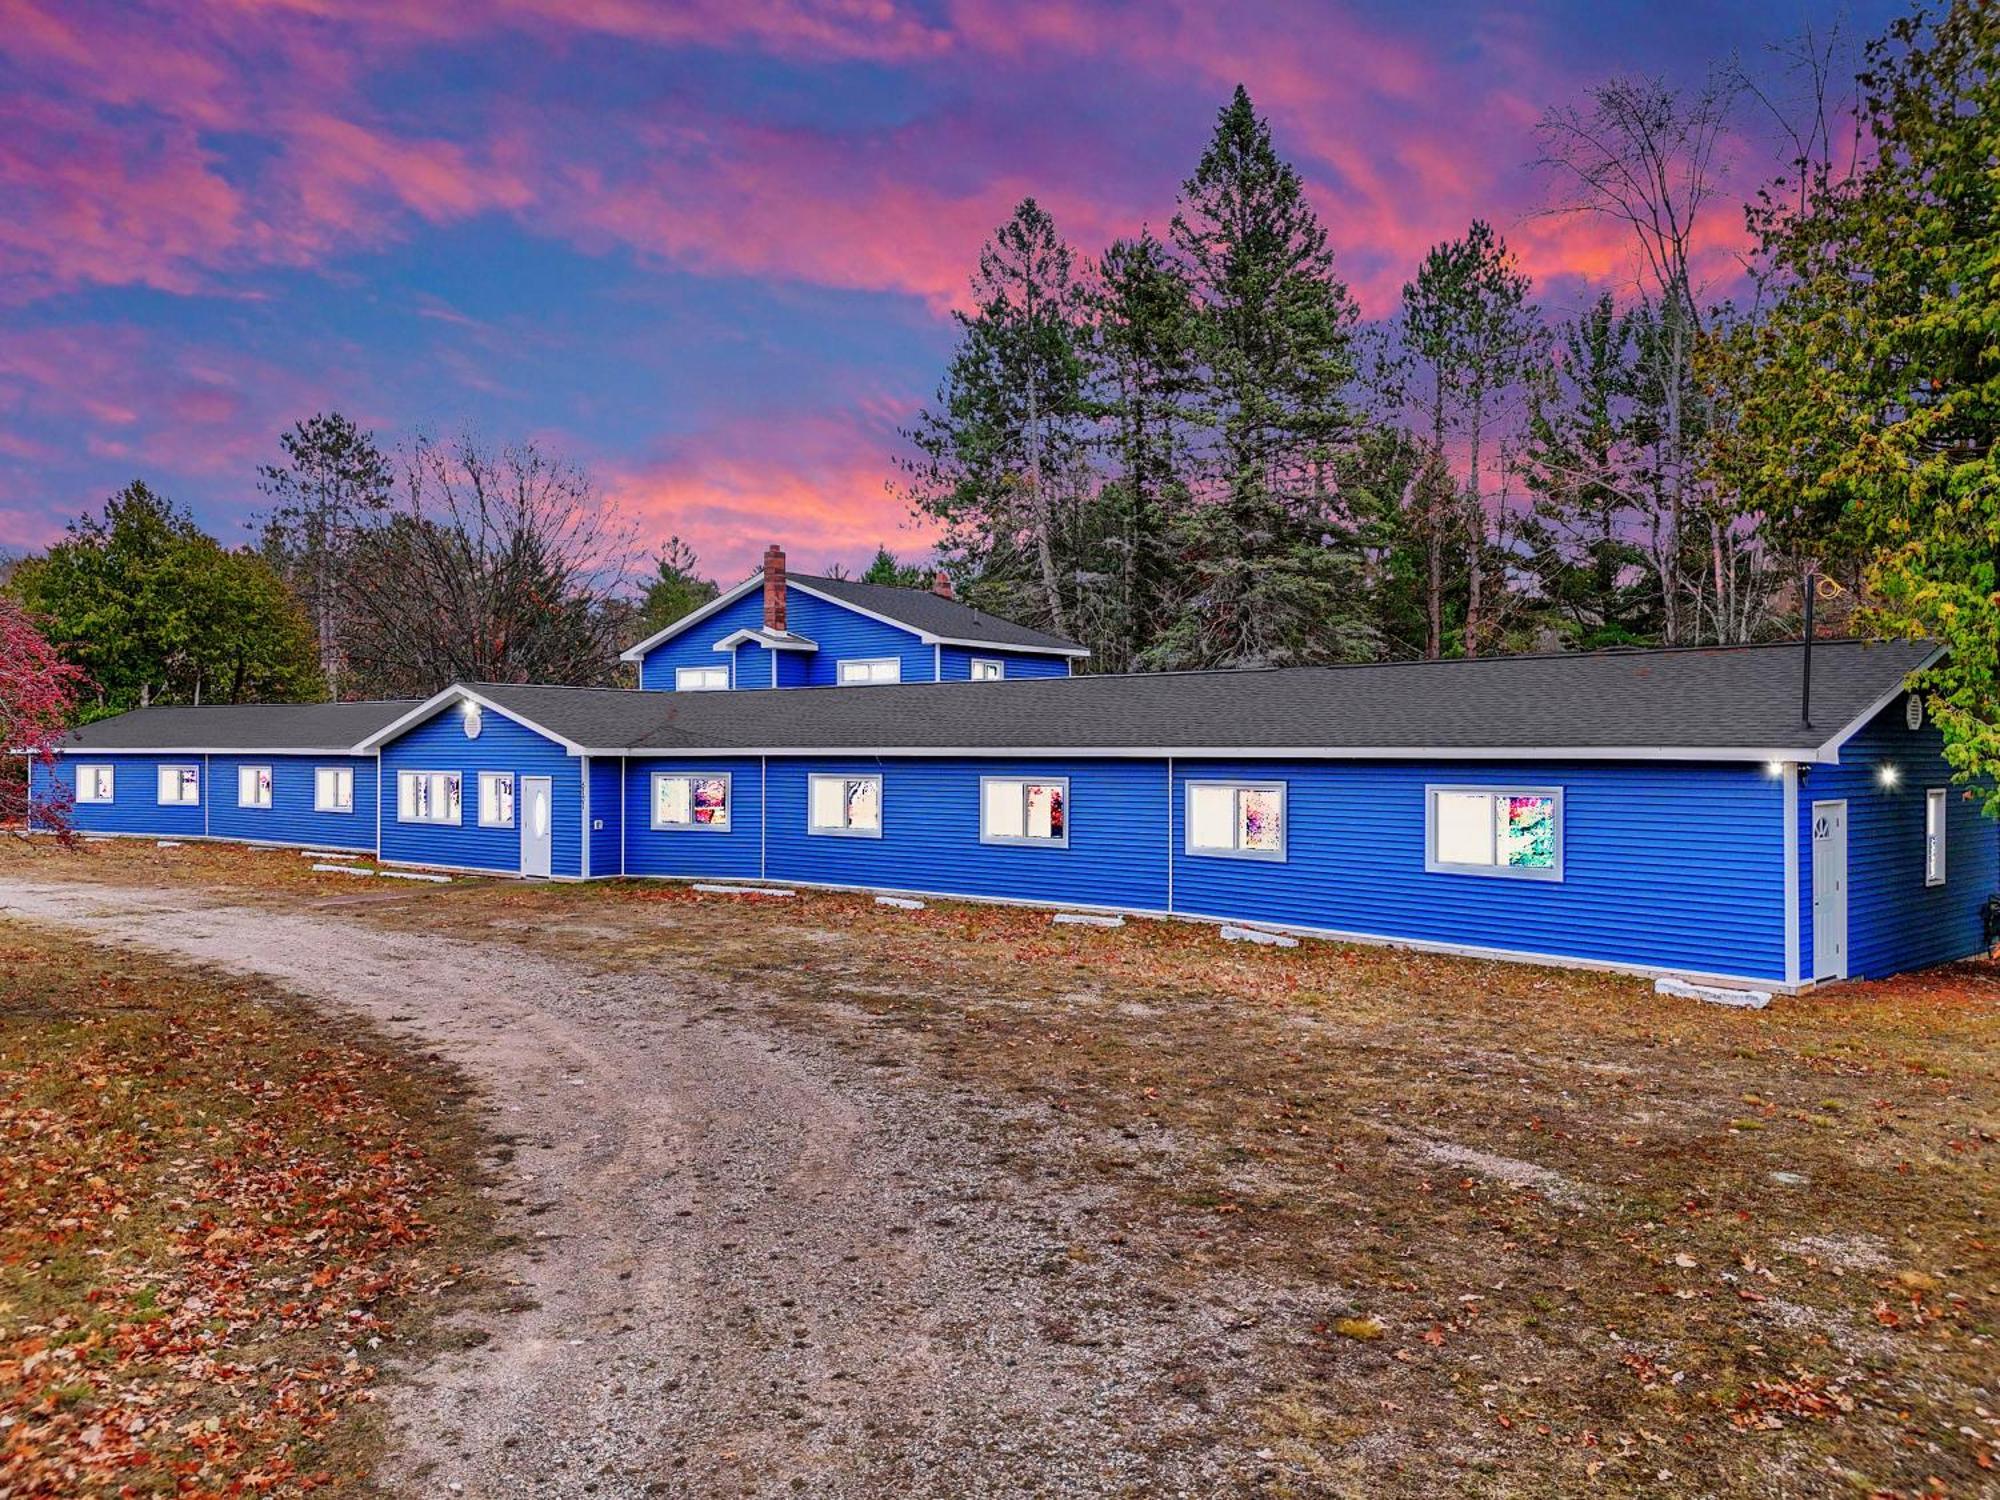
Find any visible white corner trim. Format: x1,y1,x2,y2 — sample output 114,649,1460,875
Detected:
1782,762,1801,987
617,574,762,662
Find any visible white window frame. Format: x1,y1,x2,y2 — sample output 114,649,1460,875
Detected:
980,775,1070,848
1424,785,1564,882
157,764,200,806
238,764,273,809
75,764,114,803
837,657,902,686
675,664,729,692
808,773,883,838
314,766,354,814
478,771,516,829
651,772,731,833
969,658,1005,681
1925,787,1947,887
396,769,462,825
1184,779,1287,862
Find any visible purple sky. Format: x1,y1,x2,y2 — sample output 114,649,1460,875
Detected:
1,0,1880,583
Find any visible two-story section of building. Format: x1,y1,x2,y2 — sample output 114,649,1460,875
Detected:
621,545,1088,692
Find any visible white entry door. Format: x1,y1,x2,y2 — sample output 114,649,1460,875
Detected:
521,776,553,878
1811,799,1848,981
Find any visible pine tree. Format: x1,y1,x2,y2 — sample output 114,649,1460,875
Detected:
1399,221,1539,657
637,536,719,636
257,413,392,700
1088,231,1196,669
1160,86,1373,668
902,199,1092,640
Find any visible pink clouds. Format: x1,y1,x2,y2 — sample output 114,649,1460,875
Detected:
602,409,935,581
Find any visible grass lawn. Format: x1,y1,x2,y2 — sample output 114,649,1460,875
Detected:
3,836,1996,1497
0,913,494,1496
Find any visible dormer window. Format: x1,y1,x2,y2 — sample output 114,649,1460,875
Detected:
676,665,729,691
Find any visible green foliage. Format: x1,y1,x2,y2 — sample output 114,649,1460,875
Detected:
637,535,720,637
859,546,929,589
256,412,393,701
9,482,322,715
1722,0,1999,801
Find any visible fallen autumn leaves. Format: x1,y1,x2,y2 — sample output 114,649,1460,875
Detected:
0,925,490,1496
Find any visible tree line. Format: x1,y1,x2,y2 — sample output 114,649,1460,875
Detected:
898,1,1991,701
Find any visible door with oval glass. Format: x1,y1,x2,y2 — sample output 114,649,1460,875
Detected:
521,775,553,878
1811,799,1847,981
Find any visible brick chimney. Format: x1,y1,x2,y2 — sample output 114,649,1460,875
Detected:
762,544,787,632
931,569,953,600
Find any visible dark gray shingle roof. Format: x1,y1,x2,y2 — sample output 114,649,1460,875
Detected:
57,699,425,753
792,574,1086,653
469,639,1935,760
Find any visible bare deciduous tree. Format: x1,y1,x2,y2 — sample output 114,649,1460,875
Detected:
343,433,635,696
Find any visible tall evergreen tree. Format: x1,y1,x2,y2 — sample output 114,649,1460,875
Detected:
902,199,1093,639
1518,294,1657,647
636,536,719,636
1088,230,1197,669
1159,86,1373,667
257,412,393,700
1400,221,1539,657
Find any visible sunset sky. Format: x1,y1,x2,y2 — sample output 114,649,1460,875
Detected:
2,0,1884,582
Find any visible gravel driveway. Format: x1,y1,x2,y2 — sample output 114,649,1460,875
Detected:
0,877,1259,1499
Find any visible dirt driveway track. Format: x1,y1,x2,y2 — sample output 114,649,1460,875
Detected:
0,877,1256,1499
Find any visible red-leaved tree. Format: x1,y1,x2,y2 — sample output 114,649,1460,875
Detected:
1,596,86,842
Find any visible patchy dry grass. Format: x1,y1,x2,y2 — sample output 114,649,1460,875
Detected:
0,915,495,1496
4,836,1997,1497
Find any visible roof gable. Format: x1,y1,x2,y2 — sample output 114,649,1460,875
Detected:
617,572,1087,663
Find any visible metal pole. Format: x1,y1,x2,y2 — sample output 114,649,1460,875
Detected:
1801,565,1815,729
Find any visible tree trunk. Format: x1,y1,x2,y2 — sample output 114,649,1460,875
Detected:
1022,364,1069,640
1464,389,1485,659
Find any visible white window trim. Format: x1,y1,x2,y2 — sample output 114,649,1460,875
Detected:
157,764,200,807
396,769,462,826
675,664,730,692
807,773,883,839
969,658,1005,681
837,657,902,686
478,771,517,829
314,766,354,814
1423,784,1564,882
1925,787,1947,887
1184,779,1287,862
75,764,113,803
238,764,273,809
651,772,731,833
979,775,1070,848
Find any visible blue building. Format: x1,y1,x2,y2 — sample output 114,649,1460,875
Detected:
26,566,1992,990
620,546,1088,690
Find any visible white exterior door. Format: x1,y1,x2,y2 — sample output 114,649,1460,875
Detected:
1812,799,1848,981
522,776,553,878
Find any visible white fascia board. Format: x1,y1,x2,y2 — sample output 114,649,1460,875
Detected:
576,742,1824,762
616,574,762,662
1811,642,1948,762
352,685,590,756
711,628,819,652
784,581,1086,658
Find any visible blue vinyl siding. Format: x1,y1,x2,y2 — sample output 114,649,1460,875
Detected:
764,757,1170,911
638,589,766,690
622,757,764,880
378,709,583,877
938,647,1073,682
781,589,931,685
1171,759,1787,982
33,754,208,839
207,754,376,851
1799,701,1998,980
637,584,937,689
588,757,623,877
